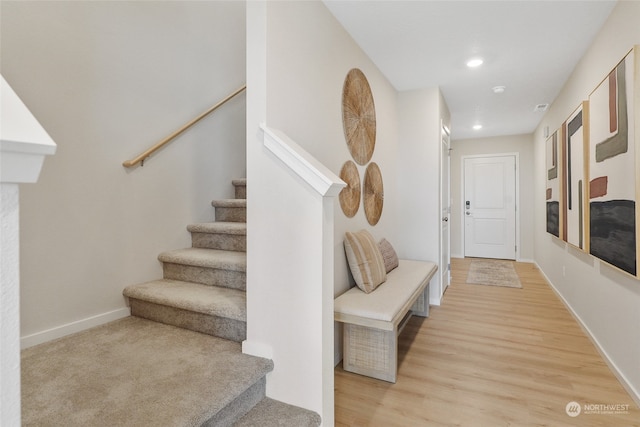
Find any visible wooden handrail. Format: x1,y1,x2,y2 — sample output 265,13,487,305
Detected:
122,85,246,167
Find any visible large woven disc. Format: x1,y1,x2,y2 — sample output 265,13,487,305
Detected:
339,161,361,218
363,162,383,226
342,68,376,165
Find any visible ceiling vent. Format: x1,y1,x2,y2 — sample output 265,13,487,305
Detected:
533,103,549,113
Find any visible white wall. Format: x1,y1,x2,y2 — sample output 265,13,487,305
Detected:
534,0,640,403
252,1,400,360
397,88,450,305
0,1,246,344
450,134,535,261
263,2,400,291
246,2,402,422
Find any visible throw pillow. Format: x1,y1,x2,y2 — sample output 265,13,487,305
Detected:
378,238,399,273
344,230,387,293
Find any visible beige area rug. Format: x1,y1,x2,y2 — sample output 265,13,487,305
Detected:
466,259,522,288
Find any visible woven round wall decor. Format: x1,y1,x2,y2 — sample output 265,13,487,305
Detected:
342,68,376,165
339,161,361,218
363,162,384,226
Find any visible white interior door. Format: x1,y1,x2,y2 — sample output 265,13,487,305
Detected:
464,155,516,260
440,125,451,294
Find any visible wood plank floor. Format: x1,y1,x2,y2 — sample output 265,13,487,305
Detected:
335,257,640,426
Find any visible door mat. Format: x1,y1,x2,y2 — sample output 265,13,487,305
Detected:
466,259,522,288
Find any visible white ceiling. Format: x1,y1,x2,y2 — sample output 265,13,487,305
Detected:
324,0,617,140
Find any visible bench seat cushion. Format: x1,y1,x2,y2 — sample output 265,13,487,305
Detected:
335,259,437,324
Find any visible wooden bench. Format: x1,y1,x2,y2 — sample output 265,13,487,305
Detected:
334,259,438,383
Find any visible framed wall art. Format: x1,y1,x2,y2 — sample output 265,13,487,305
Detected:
563,102,590,251
588,46,638,277
546,129,561,238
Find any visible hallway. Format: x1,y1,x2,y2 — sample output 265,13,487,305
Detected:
335,258,639,426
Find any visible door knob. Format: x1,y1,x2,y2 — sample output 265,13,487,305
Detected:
442,217,448,222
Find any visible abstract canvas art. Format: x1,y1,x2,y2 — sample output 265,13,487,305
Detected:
546,130,561,238
563,102,589,250
588,47,638,276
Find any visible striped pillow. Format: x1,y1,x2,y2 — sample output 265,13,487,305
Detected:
344,230,387,293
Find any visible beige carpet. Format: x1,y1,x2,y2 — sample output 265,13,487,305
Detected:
21,316,273,426
466,259,522,288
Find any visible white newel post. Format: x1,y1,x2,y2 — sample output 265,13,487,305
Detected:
244,125,345,425
0,75,57,426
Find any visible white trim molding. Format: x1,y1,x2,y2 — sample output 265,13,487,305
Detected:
20,308,131,349
1,75,57,183
261,124,346,197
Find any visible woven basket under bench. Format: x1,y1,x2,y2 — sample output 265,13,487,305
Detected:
334,259,438,383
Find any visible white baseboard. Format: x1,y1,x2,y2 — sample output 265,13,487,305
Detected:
21,307,130,349
535,262,640,407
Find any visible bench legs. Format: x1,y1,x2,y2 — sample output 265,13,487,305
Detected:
341,284,430,383
411,283,430,318
343,323,398,383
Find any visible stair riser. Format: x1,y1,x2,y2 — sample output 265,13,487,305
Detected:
203,377,265,427
215,207,246,222
191,232,246,252
163,263,246,290
129,299,246,342
235,186,246,199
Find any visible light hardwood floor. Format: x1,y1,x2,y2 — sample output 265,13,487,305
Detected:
335,257,639,426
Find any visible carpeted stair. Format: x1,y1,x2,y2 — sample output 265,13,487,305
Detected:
22,179,320,426
124,179,249,342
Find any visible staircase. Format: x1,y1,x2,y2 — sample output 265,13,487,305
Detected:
20,179,320,426
124,179,249,343
121,178,321,426
20,179,321,425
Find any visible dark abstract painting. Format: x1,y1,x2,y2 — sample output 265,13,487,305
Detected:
588,47,638,277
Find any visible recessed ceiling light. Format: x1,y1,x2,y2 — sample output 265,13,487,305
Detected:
492,86,506,94
473,124,483,130
466,58,484,68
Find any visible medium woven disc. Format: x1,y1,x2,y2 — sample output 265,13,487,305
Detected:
363,162,383,226
342,68,376,165
339,161,361,218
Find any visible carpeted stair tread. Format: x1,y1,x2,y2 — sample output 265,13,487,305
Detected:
22,317,273,427
187,222,247,235
232,178,246,187
212,199,247,208
159,247,246,271
233,398,322,427
124,279,246,321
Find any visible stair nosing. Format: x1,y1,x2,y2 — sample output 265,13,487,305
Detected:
158,248,246,271
211,199,247,207
187,222,247,235
124,279,246,321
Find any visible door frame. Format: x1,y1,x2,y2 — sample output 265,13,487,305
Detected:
460,152,521,260
440,123,451,296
